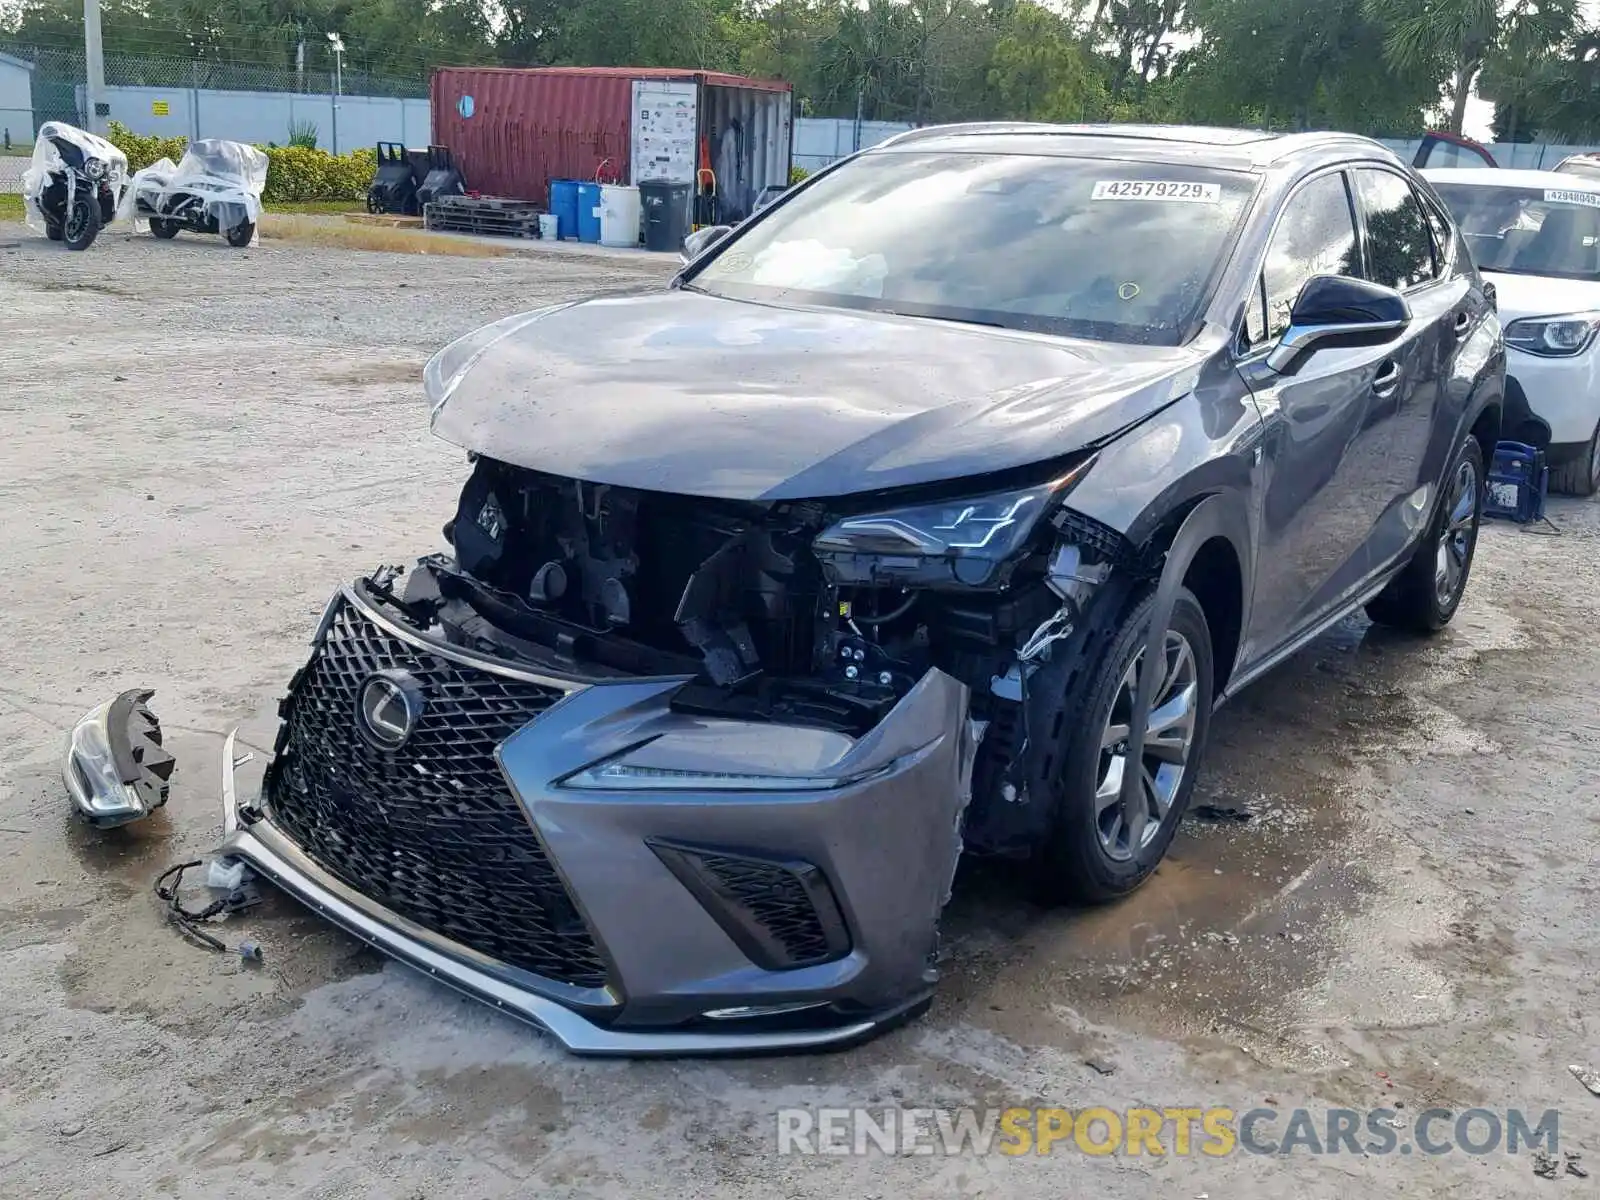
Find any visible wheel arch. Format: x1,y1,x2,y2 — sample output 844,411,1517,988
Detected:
1131,489,1253,697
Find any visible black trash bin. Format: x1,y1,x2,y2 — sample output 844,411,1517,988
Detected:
639,180,692,252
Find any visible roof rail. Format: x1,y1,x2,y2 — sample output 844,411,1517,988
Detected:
875,121,1063,149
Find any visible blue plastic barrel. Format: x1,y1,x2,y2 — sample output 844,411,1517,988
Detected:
549,179,579,241
576,182,603,243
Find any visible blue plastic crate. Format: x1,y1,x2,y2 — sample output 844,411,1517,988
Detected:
1483,441,1547,524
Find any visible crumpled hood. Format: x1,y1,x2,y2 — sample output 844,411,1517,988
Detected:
425,290,1208,500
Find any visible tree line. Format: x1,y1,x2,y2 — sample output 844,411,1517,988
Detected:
2,0,1597,140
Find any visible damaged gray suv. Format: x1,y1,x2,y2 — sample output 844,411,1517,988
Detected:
217,125,1504,1054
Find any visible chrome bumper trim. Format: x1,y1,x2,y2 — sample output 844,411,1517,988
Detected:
219,734,883,1056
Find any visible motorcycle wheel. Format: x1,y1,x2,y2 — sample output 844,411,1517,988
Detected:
149,218,180,239
224,221,256,249
44,220,64,242
63,194,100,251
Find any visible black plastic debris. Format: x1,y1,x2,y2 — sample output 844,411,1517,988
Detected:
109,690,175,813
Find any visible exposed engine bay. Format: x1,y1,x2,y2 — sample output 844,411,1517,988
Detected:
365,454,1140,851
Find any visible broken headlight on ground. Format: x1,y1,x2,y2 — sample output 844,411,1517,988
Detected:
63,688,175,828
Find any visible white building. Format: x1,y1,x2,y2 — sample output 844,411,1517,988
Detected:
0,50,36,148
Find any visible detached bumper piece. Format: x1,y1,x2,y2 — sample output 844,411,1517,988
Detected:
224,584,974,1055
64,689,175,828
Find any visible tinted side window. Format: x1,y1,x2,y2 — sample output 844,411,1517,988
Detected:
1355,169,1436,290
1261,173,1360,340
1420,193,1454,271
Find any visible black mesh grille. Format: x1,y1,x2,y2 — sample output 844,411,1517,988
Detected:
692,852,841,968
264,594,608,989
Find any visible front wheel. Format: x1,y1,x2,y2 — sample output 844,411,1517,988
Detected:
1550,419,1600,497
44,219,63,242
1031,587,1215,904
63,194,101,251
1366,434,1484,632
149,218,180,239
224,221,255,248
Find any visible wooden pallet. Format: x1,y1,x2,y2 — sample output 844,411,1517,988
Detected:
424,197,542,238
344,212,425,229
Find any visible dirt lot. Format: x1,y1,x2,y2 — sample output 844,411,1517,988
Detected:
2,225,1597,1199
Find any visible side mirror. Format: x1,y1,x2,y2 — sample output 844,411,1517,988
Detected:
680,224,733,264
1266,275,1411,374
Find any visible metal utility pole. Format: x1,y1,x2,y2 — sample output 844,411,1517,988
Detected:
327,32,344,154
83,0,107,134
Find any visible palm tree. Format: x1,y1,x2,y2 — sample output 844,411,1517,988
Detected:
1364,0,1578,133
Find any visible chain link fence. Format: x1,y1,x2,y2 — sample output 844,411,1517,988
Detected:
1,42,428,130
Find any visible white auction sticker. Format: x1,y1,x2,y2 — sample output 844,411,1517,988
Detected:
1545,188,1600,208
1091,180,1222,203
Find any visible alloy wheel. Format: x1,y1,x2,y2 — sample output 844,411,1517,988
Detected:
1095,629,1199,862
1434,458,1479,607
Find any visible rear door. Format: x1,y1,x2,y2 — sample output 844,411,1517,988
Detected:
1238,170,1404,660
1348,166,1475,572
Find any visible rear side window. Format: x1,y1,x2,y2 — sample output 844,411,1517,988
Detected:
1354,169,1437,290
1260,173,1360,341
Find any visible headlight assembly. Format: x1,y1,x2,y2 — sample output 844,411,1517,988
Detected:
1504,313,1600,357
85,157,106,180
811,458,1095,588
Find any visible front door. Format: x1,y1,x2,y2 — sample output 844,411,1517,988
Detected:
1237,169,1411,661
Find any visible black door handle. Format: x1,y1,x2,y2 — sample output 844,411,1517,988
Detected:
1373,360,1402,396
1454,311,1472,337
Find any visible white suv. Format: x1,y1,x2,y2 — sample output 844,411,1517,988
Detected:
1426,167,1600,494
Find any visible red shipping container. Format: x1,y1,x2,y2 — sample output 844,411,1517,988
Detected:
431,66,793,211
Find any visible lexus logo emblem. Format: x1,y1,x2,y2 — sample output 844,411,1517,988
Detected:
357,670,425,749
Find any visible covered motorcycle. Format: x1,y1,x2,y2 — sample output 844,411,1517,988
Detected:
124,138,268,248
21,121,129,251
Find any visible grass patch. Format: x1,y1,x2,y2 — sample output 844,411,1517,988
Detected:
258,214,513,258
0,194,22,221
268,200,365,215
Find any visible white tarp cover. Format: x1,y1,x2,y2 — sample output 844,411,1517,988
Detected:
122,139,269,232
21,121,130,235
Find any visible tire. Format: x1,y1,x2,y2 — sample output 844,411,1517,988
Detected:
63,194,100,251
1366,434,1484,632
1030,587,1215,904
1550,420,1600,497
224,221,255,248
149,218,180,239
44,220,63,242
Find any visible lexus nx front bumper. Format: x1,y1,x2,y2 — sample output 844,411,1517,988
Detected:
219,586,976,1055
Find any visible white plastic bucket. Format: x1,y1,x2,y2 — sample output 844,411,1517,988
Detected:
599,184,642,248
538,212,559,241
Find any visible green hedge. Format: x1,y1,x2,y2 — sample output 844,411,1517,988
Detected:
106,121,376,204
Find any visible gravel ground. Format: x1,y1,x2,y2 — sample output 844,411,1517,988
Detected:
1,224,1598,1199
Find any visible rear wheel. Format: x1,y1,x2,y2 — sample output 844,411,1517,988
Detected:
1366,434,1483,632
1031,588,1214,904
63,194,100,251
149,218,180,239
224,220,255,248
1550,420,1600,496
44,219,63,242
